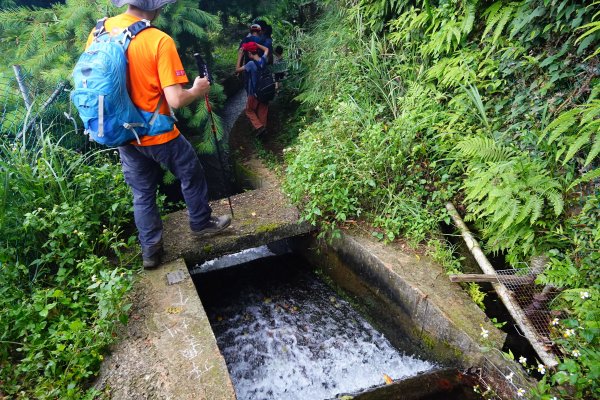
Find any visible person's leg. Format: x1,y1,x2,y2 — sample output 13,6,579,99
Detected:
245,95,264,130
118,145,162,260
154,135,212,231
257,102,268,129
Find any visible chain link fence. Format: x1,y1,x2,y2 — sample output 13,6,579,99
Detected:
0,65,91,151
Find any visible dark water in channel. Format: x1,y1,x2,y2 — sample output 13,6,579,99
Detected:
194,253,438,400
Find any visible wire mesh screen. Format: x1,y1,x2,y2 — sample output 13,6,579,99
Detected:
475,349,536,399
0,66,89,151
495,267,562,357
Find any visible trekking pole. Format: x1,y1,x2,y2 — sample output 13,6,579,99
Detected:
194,53,234,218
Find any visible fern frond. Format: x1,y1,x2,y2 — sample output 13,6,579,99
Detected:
545,190,564,216
542,108,578,143
492,6,513,44
567,168,600,191
585,135,600,166
481,1,503,39
456,136,514,162
461,2,476,34
516,195,537,224
563,130,592,165
529,195,544,224
501,200,520,231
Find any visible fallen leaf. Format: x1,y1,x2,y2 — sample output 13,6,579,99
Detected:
383,374,393,385
251,212,257,217
166,307,182,314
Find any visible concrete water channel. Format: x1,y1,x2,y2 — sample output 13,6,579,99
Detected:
93,92,523,399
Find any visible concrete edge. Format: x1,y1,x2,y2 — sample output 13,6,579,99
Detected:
302,232,507,368
94,259,237,400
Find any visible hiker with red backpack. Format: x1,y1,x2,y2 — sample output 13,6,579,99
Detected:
73,0,231,269
236,41,274,137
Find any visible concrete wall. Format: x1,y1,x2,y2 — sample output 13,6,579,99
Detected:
295,233,507,368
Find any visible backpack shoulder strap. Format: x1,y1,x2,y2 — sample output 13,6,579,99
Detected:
93,17,108,38
127,19,152,37
121,19,153,51
253,59,265,70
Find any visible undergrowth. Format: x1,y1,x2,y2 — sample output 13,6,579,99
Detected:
0,131,137,399
283,1,599,399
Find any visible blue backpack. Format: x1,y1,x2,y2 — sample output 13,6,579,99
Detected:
71,18,175,147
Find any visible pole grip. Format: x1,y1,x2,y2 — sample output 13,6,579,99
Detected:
193,53,212,84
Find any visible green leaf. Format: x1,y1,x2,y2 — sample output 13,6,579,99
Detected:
69,320,84,331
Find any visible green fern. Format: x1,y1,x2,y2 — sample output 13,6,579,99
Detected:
461,2,476,34
426,51,477,88
462,157,564,254
567,167,600,191
481,1,518,45
455,136,515,162
576,1,600,59
542,92,600,166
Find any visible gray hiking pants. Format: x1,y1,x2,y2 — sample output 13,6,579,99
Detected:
118,134,212,258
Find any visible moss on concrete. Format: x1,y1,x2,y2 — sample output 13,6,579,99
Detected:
256,223,281,234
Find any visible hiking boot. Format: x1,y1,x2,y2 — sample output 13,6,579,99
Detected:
142,248,163,270
192,215,232,237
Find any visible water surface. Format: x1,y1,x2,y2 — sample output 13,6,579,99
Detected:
194,254,437,400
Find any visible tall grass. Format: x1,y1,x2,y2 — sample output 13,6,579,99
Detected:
0,123,136,398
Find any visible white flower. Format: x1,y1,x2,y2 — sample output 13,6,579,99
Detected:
564,329,575,338
480,327,489,339
519,356,527,365
537,364,546,375
505,372,514,382
91,274,97,282
550,397,558,400
551,318,560,326
572,349,581,358
580,291,590,299
517,388,526,397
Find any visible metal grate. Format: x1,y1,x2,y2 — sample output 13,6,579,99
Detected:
475,349,536,399
496,267,562,357
0,66,88,151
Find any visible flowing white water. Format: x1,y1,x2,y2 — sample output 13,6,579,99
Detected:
191,245,278,274
198,257,437,400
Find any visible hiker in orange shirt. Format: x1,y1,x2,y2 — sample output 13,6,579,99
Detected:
87,0,231,269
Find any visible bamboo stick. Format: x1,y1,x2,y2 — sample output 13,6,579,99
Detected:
445,202,558,367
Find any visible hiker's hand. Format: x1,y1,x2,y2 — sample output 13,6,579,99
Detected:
191,76,210,98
